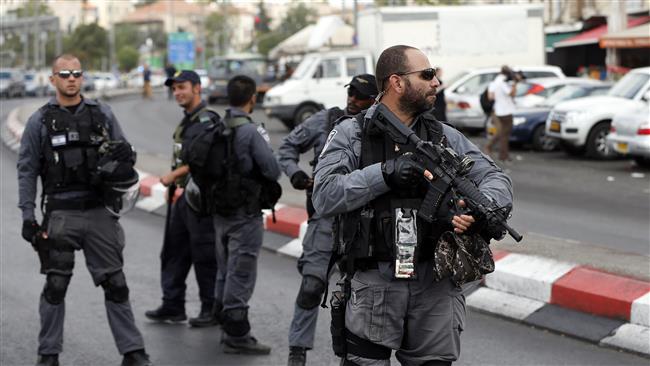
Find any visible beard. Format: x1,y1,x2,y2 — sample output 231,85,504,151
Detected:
398,79,436,118
59,86,80,98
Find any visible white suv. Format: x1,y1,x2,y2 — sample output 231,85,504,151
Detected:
546,67,650,159
445,66,565,131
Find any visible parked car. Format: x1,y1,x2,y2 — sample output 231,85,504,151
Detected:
90,72,120,91
24,70,49,96
606,101,650,168
445,66,565,131
546,67,650,159
0,68,26,98
207,54,273,104
195,69,210,89
514,77,608,108
487,81,611,151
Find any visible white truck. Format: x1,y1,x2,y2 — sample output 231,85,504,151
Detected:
263,4,546,129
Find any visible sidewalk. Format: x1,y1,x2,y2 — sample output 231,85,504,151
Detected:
3,100,649,357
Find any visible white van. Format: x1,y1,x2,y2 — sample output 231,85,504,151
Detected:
263,49,373,129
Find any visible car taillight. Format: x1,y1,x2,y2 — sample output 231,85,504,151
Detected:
458,101,471,109
527,84,545,95
638,126,650,135
610,126,616,133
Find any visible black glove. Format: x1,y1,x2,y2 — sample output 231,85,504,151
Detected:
110,141,134,162
290,170,312,190
381,153,422,189
21,219,40,243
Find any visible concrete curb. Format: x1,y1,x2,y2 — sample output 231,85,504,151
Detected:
3,99,649,357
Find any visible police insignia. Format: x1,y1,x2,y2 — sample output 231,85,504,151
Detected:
320,129,337,158
257,125,270,143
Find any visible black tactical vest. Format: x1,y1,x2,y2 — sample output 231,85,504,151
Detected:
353,112,451,263
40,103,109,194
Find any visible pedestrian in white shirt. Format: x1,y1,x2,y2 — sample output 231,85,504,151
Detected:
485,66,521,161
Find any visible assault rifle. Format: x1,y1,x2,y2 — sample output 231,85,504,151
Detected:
370,104,523,242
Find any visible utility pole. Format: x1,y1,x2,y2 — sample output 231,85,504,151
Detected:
605,0,626,75
353,0,358,45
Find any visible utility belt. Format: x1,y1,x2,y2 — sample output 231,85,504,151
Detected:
45,197,102,213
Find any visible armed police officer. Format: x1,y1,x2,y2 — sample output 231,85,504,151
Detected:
278,74,378,366
313,45,514,365
145,70,219,327
211,75,281,354
17,54,151,366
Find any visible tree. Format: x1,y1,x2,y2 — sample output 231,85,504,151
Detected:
255,3,317,56
117,46,139,72
255,1,271,34
64,23,109,70
9,0,52,18
205,10,233,56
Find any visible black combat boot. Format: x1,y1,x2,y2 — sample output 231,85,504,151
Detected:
121,349,152,366
144,305,187,322
189,302,220,327
287,346,307,366
222,336,271,355
36,354,59,366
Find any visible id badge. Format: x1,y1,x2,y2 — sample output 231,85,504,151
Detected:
394,208,418,280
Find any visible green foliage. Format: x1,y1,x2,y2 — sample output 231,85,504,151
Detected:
64,23,109,70
375,0,460,5
205,10,232,56
10,0,52,18
255,3,317,56
117,46,139,72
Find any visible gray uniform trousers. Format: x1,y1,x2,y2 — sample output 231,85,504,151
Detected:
345,260,466,366
213,211,264,339
288,213,334,349
39,207,145,355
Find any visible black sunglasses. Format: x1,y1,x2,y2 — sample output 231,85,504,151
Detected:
395,68,437,81
347,87,372,100
55,70,83,79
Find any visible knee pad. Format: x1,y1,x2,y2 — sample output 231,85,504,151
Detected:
100,271,129,303
43,274,71,305
296,275,325,310
222,308,250,337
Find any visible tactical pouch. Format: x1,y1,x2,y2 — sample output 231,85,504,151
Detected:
330,290,347,357
433,231,495,287
393,208,419,280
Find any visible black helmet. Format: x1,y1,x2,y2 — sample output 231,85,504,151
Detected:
184,176,210,216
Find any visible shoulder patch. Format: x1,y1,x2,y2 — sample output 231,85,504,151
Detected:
257,125,270,143
319,129,338,158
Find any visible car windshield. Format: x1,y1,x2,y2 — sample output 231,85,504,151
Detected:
209,58,267,79
608,72,650,99
0,72,11,79
543,85,588,106
445,71,469,87
291,56,318,80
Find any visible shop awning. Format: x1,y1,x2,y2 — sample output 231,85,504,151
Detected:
599,23,650,48
554,16,650,48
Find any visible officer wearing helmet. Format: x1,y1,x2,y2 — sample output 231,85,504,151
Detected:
145,70,219,327
17,54,151,366
278,74,378,366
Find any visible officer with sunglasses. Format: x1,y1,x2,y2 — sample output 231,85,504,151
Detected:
313,46,512,365
17,54,152,366
278,74,378,366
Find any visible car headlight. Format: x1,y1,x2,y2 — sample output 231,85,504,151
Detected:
513,116,526,126
565,110,587,125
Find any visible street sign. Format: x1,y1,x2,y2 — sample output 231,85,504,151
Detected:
168,32,195,70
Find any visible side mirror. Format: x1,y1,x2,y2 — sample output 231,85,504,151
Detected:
643,89,650,103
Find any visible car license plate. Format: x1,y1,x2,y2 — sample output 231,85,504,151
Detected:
549,121,561,132
616,142,629,154
487,126,497,136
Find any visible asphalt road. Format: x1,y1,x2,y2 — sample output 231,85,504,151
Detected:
1,94,649,365
1,139,648,365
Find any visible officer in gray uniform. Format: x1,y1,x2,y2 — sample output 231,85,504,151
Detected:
313,46,513,366
212,75,281,354
17,54,151,366
145,70,219,327
278,74,378,366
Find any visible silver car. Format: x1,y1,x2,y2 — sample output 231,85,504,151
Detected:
606,97,650,168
